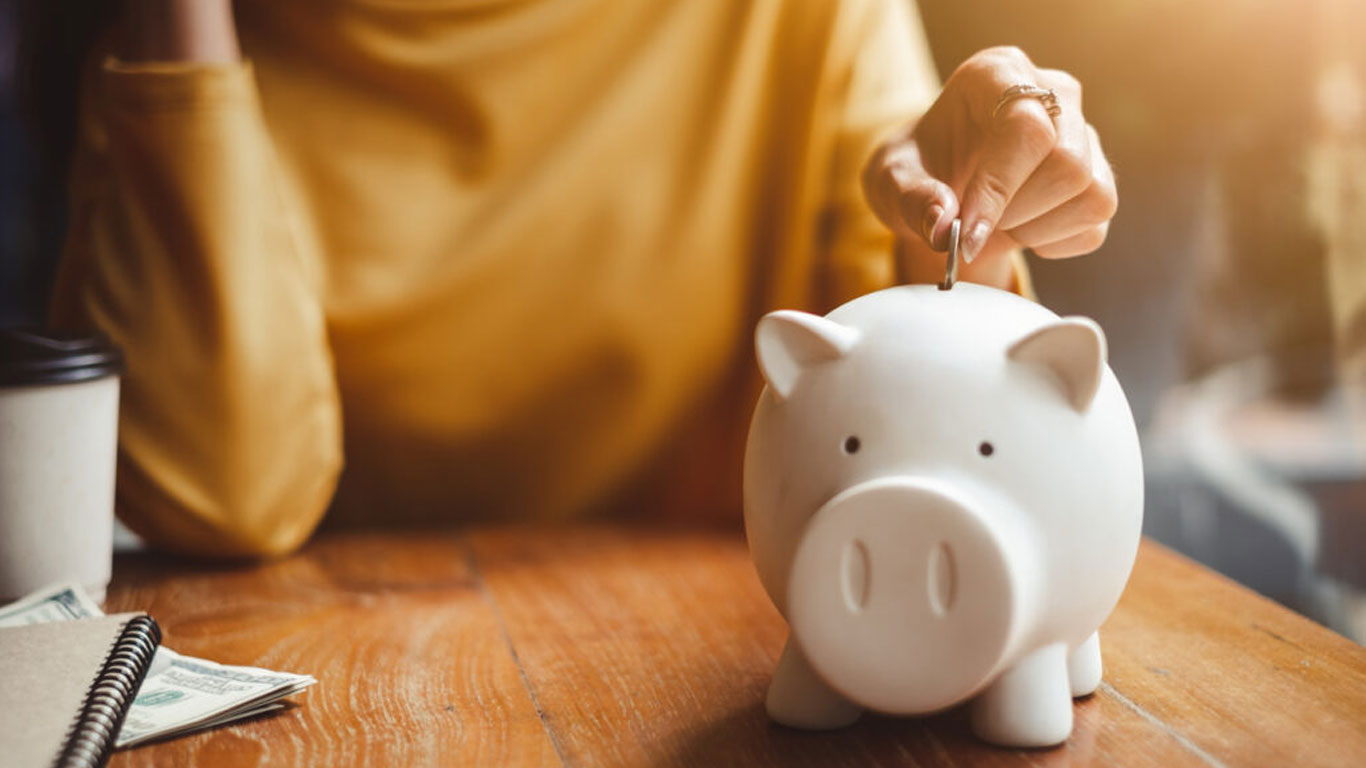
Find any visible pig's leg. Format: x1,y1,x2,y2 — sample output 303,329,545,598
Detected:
1067,632,1102,697
970,642,1072,747
766,635,862,729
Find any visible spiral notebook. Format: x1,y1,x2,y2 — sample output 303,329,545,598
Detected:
0,613,161,768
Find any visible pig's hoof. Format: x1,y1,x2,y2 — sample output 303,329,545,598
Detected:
766,639,862,729
970,643,1073,747
1068,632,1102,697
765,686,862,730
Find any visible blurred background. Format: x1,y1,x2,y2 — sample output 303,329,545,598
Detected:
1,1,1363,640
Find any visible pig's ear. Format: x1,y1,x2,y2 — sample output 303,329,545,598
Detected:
1007,317,1108,412
756,310,860,400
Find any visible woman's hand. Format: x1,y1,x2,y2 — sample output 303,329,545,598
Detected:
120,0,240,64
863,47,1117,287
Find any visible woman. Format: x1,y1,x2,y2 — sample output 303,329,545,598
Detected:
35,0,1116,556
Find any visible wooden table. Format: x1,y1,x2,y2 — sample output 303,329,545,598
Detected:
105,528,1366,767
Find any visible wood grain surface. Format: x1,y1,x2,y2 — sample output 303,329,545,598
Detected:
104,529,1366,767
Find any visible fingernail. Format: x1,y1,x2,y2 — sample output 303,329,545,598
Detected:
961,220,991,263
922,204,945,244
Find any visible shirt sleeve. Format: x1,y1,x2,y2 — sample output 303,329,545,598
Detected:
49,59,342,558
816,0,1032,307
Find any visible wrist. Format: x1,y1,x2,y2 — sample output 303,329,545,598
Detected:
120,0,240,65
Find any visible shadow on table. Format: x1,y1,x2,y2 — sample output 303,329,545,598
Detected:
658,699,1087,768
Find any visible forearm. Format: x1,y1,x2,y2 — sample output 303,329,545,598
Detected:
52,60,341,558
119,0,239,64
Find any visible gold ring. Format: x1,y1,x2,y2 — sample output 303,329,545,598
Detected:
992,84,1062,121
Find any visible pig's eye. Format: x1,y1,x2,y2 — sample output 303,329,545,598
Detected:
979,441,995,457
843,436,861,455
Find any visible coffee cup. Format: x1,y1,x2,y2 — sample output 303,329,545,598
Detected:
0,329,122,604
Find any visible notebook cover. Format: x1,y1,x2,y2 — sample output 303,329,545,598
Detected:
0,613,157,768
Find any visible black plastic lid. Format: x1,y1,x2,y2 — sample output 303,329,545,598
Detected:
0,328,123,387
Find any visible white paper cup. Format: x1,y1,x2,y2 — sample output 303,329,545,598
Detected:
0,329,122,604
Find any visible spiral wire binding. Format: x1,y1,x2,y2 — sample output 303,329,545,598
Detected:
54,615,162,768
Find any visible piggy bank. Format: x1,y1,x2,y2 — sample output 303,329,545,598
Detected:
743,282,1143,748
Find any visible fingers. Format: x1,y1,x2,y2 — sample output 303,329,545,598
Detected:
1031,222,1110,259
862,139,959,250
955,50,1059,262
1007,125,1117,255
863,46,1118,270
997,69,1090,230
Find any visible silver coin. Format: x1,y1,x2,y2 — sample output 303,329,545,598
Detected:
940,217,961,290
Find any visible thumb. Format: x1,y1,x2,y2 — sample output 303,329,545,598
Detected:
863,140,959,250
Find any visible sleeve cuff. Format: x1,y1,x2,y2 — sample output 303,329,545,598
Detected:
101,57,257,111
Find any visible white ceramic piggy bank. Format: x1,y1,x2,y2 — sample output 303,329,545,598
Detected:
744,282,1143,748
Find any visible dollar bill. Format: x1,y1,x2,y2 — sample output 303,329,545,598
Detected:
117,647,316,747
0,583,316,748
0,582,103,626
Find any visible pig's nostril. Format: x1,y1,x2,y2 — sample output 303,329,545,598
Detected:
927,541,956,617
840,539,871,613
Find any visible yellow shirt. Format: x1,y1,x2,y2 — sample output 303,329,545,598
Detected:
52,0,945,556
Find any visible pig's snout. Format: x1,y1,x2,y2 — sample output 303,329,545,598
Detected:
786,477,1025,715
